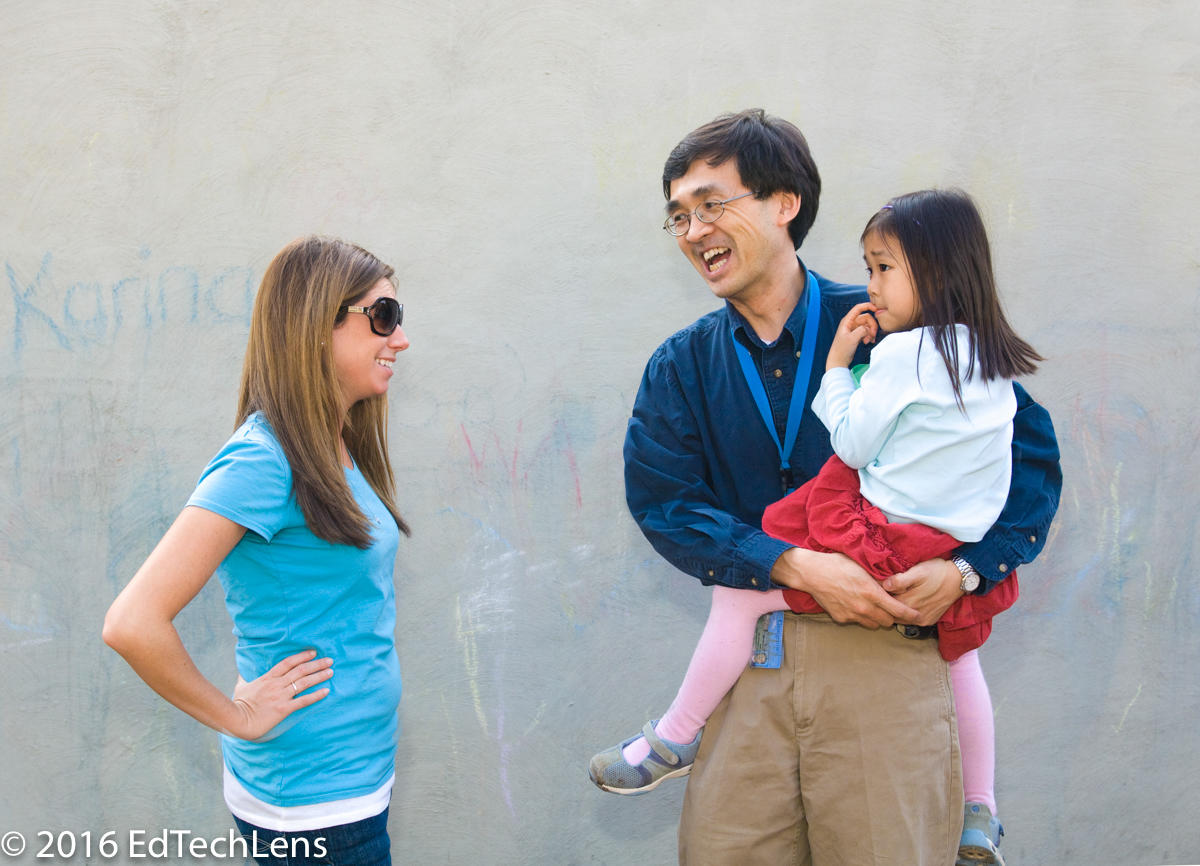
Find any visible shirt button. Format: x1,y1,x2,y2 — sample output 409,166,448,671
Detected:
795,351,802,359
707,569,715,577
773,369,783,378
1029,534,1038,543
998,563,1009,573
750,578,759,586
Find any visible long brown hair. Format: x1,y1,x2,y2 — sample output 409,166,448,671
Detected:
237,236,410,548
862,188,1042,406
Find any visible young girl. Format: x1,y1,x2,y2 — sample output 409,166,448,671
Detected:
104,237,410,866
590,188,1041,866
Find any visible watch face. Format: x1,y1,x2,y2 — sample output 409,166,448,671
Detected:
962,574,980,592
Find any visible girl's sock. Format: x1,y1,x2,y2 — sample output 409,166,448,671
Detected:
622,585,788,766
949,648,998,814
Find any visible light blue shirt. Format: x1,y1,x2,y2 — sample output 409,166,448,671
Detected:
187,413,401,807
811,325,1015,542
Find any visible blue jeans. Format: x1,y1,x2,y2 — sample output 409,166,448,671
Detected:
233,809,390,866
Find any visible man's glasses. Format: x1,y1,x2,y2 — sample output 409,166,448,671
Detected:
340,297,404,336
663,191,757,236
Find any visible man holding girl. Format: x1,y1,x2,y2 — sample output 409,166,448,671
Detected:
606,109,1061,864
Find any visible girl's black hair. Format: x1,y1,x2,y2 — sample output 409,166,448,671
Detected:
862,188,1042,406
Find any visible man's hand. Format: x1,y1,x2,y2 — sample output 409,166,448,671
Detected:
770,547,919,629
881,558,964,626
826,302,879,370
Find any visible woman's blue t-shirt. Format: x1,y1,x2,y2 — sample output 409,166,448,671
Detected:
187,413,402,807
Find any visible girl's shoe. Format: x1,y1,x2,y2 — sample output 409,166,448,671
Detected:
587,720,701,795
957,802,1006,865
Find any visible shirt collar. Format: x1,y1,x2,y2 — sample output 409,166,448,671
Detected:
727,255,811,350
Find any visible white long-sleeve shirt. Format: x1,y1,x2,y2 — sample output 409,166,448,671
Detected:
810,324,1015,542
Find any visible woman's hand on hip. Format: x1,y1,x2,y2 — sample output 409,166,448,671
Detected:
228,649,333,740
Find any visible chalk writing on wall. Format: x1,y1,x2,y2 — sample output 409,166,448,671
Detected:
6,251,255,359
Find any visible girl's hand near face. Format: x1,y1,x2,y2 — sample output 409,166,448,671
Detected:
826,302,879,370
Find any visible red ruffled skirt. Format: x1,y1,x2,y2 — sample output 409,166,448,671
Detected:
761,456,1018,661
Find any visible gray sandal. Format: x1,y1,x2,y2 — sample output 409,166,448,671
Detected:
588,720,702,795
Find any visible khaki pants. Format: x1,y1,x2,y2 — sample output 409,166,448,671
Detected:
678,614,962,866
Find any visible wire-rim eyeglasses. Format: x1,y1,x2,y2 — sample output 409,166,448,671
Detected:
663,191,757,236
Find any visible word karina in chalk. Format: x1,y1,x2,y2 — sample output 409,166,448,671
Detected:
6,251,256,357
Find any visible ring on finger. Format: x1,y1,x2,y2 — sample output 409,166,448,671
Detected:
291,680,298,694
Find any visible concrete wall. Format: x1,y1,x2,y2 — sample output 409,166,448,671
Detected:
2,1,1196,863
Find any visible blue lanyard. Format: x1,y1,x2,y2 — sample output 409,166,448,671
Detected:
730,270,821,494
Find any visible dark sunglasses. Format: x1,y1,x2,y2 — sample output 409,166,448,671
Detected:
340,296,404,336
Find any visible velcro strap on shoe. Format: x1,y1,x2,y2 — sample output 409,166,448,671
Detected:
642,721,679,766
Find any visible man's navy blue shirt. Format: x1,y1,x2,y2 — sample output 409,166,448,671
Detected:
624,263,1062,593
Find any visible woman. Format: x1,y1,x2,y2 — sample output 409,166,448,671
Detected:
104,236,411,865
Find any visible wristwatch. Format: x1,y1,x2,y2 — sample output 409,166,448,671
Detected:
951,556,981,593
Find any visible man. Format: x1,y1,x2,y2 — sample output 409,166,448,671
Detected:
620,110,1061,864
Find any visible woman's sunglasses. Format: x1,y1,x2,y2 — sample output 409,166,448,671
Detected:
340,296,404,336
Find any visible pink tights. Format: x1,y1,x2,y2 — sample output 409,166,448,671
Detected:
622,586,787,765
948,648,997,813
622,586,997,814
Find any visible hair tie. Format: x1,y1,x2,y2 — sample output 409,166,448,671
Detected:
880,203,920,225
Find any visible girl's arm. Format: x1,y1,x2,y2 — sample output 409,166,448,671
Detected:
102,506,332,740
814,329,922,469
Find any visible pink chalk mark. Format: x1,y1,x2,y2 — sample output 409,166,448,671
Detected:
462,420,584,508
460,424,485,474
557,421,583,509
510,420,522,482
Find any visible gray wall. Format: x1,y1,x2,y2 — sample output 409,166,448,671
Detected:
2,1,1197,863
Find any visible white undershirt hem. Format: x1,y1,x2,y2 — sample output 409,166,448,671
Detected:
224,766,393,832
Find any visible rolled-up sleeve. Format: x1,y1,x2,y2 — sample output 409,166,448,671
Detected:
956,382,1062,591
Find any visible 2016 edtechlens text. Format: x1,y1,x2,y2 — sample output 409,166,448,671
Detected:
0,829,325,860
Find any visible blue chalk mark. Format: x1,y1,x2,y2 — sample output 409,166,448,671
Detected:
435,506,517,553
0,614,56,650
63,280,108,345
8,253,70,356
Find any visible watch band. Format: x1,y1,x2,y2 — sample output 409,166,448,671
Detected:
951,556,981,593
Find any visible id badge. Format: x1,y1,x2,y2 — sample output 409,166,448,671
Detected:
750,611,784,669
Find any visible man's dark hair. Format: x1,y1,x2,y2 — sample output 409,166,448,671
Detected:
662,108,821,249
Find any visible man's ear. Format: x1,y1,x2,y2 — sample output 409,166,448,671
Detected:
775,190,802,227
